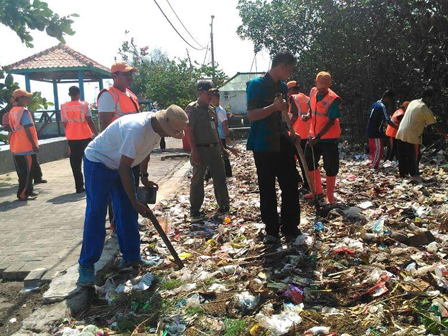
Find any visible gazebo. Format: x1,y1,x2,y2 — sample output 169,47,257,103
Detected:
6,44,111,136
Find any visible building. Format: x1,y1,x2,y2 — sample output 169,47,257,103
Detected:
219,72,264,116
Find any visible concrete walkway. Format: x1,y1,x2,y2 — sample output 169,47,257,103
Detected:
0,138,188,281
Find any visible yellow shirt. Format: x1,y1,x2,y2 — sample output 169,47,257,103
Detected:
396,99,436,144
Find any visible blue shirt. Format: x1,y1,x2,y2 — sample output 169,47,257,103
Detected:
367,100,390,138
246,73,288,152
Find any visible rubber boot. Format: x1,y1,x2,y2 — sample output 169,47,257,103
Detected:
304,169,323,199
326,175,337,204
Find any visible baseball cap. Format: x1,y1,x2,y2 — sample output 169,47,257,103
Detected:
155,105,189,139
287,81,299,90
12,89,32,99
316,71,332,89
197,81,214,92
111,61,137,74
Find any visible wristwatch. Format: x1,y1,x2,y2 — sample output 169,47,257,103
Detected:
140,172,149,177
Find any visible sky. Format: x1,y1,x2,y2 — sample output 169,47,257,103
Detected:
0,0,270,107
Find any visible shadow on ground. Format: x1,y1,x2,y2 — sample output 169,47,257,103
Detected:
0,200,30,212
47,193,85,204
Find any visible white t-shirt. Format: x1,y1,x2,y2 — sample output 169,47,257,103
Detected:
396,99,437,144
216,106,228,139
85,112,161,170
98,91,133,113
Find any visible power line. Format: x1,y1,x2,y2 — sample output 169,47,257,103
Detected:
152,0,206,51
165,0,205,49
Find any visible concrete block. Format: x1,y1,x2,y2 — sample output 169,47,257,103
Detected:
24,268,47,287
43,265,80,304
21,301,67,333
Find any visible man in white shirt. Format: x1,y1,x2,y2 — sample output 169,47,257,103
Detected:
396,87,448,179
210,88,232,177
78,105,188,286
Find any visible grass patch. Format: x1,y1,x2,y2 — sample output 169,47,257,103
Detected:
224,318,249,336
159,278,183,290
185,306,205,316
204,277,217,286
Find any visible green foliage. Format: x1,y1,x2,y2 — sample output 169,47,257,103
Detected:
185,306,204,316
237,0,448,140
0,73,53,115
159,278,183,290
223,318,249,336
0,0,77,47
118,38,227,109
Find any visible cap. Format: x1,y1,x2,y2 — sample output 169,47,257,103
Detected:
69,86,80,95
111,61,137,74
316,71,332,89
197,81,214,92
12,89,32,99
155,105,189,139
287,81,299,90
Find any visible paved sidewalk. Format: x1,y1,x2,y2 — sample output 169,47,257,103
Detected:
0,138,188,281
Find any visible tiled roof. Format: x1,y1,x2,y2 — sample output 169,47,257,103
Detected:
6,44,110,73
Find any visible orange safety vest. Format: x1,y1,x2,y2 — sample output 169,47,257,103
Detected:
385,108,405,138
61,101,93,140
290,93,310,138
309,87,341,139
97,86,139,121
9,106,39,154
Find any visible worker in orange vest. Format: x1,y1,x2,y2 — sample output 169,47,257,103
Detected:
97,61,140,131
61,86,98,193
97,61,140,231
302,72,341,204
385,101,409,161
287,80,311,191
8,89,39,201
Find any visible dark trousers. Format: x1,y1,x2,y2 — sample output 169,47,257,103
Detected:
160,137,166,150
305,141,339,177
386,137,398,161
14,154,35,199
32,154,43,182
68,138,91,191
253,139,300,237
397,140,420,177
297,139,309,190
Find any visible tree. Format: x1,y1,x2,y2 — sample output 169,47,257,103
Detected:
237,0,448,141
118,38,227,109
0,0,77,114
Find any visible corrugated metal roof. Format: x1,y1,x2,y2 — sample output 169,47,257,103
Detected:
220,72,264,92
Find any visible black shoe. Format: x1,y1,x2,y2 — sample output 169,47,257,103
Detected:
76,188,85,193
34,179,47,184
18,195,37,201
282,228,302,242
191,211,206,223
29,191,39,197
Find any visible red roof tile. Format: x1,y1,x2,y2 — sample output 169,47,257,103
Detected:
6,44,110,73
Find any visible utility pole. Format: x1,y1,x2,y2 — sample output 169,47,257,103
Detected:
210,15,215,83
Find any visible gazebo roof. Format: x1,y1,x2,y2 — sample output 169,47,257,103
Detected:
6,44,111,82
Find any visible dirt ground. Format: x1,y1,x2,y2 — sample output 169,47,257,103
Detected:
0,281,47,335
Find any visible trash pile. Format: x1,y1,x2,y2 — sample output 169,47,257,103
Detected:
57,141,448,335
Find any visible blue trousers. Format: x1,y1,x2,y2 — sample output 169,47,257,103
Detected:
79,157,140,267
